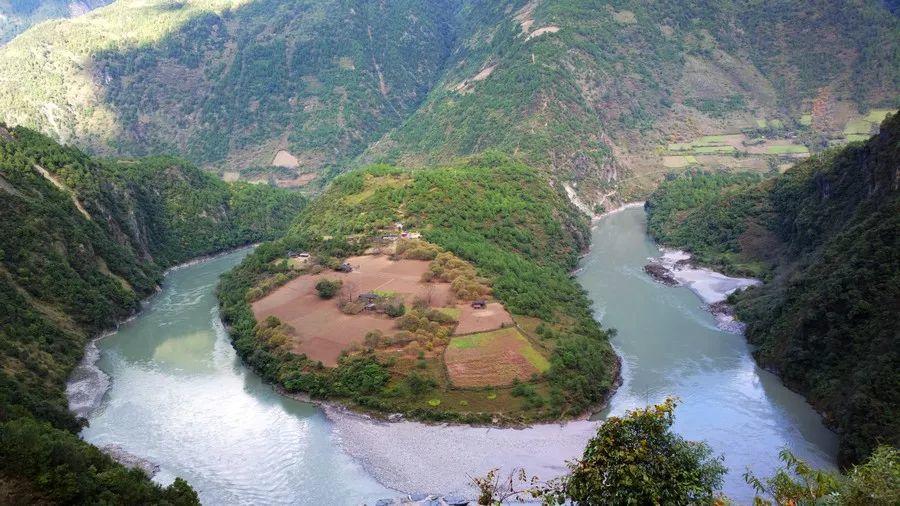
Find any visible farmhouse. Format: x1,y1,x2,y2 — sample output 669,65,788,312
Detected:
358,292,379,303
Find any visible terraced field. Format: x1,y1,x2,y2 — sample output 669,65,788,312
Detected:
445,328,550,388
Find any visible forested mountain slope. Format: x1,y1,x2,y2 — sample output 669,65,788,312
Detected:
0,0,456,187
0,0,110,44
367,0,899,203
0,125,304,502
0,0,896,202
645,114,899,467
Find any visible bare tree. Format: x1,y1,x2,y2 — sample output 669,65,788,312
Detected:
340,281,357,304
468,468,543,505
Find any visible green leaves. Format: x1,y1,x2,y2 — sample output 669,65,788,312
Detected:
564,399,726,505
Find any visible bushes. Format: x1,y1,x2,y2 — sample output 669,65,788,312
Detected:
384,299,406,318
745,446,899,505
557,399,726,505
0,418,199,505
315,279,342,299
395,239,441,260
404,373,437,395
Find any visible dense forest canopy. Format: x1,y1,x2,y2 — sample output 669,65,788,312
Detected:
645,114,900,467
0,125,304,501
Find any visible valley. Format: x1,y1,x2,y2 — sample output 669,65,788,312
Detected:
0,0,897,504
68,205,837,504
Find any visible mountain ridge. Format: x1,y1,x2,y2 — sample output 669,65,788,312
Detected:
0,0,897,204
0,125,304,502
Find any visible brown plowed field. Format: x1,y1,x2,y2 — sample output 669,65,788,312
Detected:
251,255,451,366
452,302,514,335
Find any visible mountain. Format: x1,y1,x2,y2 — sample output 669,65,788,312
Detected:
645,113,899,466
0,0,896,203
0,125,304,501
0,0,110,44
0,0,456,188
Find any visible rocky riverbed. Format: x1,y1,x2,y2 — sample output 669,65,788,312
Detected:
323,403,597,500
643,248,759,332
100,444,160,477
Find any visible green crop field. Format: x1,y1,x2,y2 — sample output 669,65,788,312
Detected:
767,145,809,155
694,145,736,154
844,118,874,135
864,109,894,123
668,143,692,151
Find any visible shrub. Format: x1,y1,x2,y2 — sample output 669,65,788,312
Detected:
405,372,436,394
554,399,726,505
385,300,406,317
315,279,342,299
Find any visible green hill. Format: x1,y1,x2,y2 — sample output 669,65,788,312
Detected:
645,113,899,467
217,154,618,423
0,0,896,203
0,0,111,44
0,125,304,501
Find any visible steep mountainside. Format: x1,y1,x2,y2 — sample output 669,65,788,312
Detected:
0,0,110,44
645,114,899,466
0,125,304,502
367,0,899,204
0,0,455,187
0,0,896,202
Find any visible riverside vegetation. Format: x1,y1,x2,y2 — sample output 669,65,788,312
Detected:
218,153,618,423
645,114,899,468
0,126,304,502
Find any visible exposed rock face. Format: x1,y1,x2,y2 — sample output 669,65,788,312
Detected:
100,444,160,477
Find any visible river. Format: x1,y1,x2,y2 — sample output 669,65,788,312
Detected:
70,207,837,504
71,250,392,504
579,207,837,497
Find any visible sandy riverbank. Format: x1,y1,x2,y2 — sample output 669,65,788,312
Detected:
591,201,646,223
322,403,599,497
645,248,760,332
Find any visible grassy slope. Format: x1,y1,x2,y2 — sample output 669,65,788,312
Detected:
0,125,304,502
644,114,899,467
218,153,618,423
0,0,896,200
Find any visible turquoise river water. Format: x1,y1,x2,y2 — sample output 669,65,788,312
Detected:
74,207,837,504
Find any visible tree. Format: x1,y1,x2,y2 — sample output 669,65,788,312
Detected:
315,279,341,299
744,445,899,506
550,398,726,505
